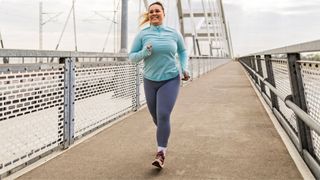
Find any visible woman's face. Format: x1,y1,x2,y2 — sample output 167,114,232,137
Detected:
148,4,164,26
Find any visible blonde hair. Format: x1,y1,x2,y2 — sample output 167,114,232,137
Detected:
139,12,150,26
139,1,165,26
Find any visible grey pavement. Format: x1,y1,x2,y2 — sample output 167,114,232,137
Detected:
18,61,303,180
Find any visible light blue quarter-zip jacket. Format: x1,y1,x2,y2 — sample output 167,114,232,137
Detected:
129,24,188,81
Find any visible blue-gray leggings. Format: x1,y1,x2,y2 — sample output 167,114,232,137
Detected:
143,75,180,147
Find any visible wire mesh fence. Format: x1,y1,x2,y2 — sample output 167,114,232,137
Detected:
239,51,320,179
272,59,298,134
0,50,231,178
0,63,65,176
74,62,136,138
300,61,320,162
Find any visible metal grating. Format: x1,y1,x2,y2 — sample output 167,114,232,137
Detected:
300,62,320,162
0,64,64,174
74,62,136,138
272,59,298,134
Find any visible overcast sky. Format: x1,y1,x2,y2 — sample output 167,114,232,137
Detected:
223,0,320,56
1,0,320,56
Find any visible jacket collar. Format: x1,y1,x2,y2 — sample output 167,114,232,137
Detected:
150,24,164,31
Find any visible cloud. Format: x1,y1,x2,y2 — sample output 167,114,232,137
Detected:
223,0,320,56
1,0,320,56
223,0,320,15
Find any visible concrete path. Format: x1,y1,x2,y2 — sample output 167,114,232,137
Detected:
18,61,302,180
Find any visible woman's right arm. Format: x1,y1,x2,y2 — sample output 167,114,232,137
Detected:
129,32,151,63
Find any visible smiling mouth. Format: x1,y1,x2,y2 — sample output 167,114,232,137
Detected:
151,16,160,20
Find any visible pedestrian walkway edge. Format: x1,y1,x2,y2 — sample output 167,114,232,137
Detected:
241,66,315,180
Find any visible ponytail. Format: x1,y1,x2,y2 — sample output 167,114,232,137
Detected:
139,11,149,26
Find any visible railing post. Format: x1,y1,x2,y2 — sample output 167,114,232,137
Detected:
251,56,259,84
133,63,140,111
3,57,9,63
248,56,254,79
265,54,279,110
198,57,201,78
256,55,266,94
61,57,75,149
204,58,206,74
202,58,205,75
190,58,194,81
206,58,208,73
287,53,313,153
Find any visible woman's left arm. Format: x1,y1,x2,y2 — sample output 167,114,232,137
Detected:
177,32,190,80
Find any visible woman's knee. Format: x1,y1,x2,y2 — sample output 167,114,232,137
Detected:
157,111,170,123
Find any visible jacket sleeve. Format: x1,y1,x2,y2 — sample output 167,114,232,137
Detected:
177,31,189,73
129,31,151,63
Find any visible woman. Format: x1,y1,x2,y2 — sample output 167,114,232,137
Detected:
129,1,190,168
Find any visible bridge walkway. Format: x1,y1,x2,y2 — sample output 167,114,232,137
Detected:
16,61,303,179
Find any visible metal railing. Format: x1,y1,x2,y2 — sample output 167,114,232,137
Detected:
0,48,231,178
238,39,320,179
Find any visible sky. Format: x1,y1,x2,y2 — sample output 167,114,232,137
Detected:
1,0,320,56
223,0,320,56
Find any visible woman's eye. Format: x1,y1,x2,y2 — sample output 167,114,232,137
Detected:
149,9,161,14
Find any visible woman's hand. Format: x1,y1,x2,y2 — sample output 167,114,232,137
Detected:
144,43,152,56
181,71,190,81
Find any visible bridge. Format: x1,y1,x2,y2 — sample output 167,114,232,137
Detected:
0,0,320,179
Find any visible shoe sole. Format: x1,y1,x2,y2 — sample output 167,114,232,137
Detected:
152,159,164,168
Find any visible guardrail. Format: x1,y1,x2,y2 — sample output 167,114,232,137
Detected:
238,39,320,179
0,48,231,178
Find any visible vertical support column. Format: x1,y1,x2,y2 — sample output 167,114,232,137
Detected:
256,55,266,93
192,35,197,56
265,54,279,110
287,53,313,153
0,32,9,63
177,0,185,40
120,0,128,54
39,1,43,50
62,57,75,149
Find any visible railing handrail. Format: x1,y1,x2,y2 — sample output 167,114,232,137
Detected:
249,39,320,55
239,61,320,137
189,56,229,59
0,49,227,59
238,55,320,179
0,49,128,58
